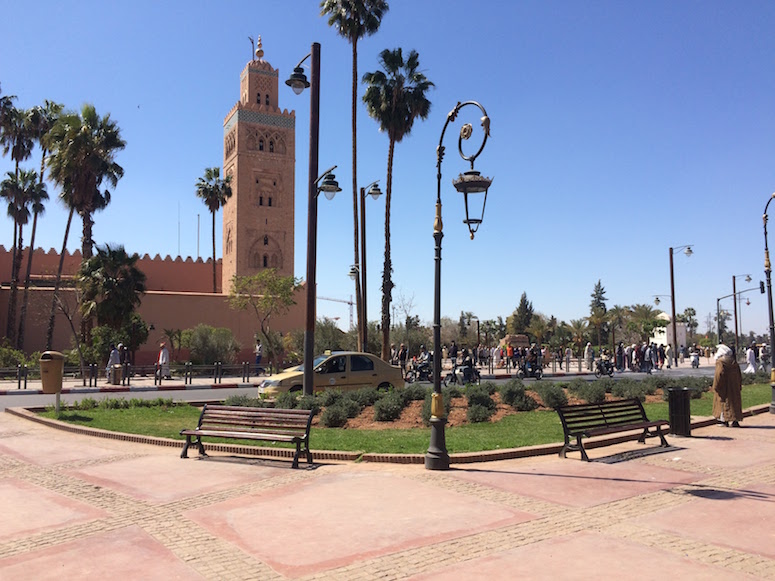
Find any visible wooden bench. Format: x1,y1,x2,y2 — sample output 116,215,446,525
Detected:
556,398,669,461
180,404,314,468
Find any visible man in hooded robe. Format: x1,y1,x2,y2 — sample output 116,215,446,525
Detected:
712,344,743,427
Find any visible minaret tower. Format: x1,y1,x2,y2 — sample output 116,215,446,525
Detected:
222,36,296,290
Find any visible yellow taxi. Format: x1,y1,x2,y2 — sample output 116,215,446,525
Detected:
258,351,405,395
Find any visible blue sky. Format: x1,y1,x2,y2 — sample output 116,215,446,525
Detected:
2,0,774,336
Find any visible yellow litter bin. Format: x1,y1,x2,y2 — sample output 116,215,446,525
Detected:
40,351,64,394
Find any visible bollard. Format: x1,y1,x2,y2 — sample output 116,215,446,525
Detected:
17,364,28,390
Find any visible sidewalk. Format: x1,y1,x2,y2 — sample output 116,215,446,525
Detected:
0,403,773,579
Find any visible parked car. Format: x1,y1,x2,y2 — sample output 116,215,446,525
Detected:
258,351,405,395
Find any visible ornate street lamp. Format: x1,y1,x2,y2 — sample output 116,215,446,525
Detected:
669,245,693,365
426,101,492,471
286,43,341,396
763,193,775,413
732,274,752,358
358,181,382,351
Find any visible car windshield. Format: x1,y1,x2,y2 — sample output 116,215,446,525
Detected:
297,354,332,372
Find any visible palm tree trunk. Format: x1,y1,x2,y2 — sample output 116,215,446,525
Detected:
211,210,217,293
80,211,95,344
351,39,362,350
46,207,74,350
17,212,40,350
7,223,24,345
381,139,395,361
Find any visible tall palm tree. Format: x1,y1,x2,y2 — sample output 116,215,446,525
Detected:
45,104,125,348
526,313,548,346
363,47,434,360
16,175,48,349
629,303,660,343
587,307,607,348
567,319,589,354
1,170,40,343
17,101,61,349
195,167,232,293
607,304,630,351
78,244,147,330
320,0,389,348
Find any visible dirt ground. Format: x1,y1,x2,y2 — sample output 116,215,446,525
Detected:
317,390,667,430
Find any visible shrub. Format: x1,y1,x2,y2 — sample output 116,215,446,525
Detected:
318,390,343,408
535,384,568,409
373,392,405,422
578,382,606,404
421,388,453,426
498,380,539,412
467,403,494,423
99,397,130,410
466,385,496,412
349,387,382,407
596,377,616,393
74,397,98,410
401,384,430,402
224,394,267,407
566,378,586,395
320,404,348,427
184,324,240,365
611,382,647,401
476,381,498,396
274,391,298,409
296,395,321,415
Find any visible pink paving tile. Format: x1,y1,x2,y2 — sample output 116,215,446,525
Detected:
67,455,282,503
0,524,204,580
447,459,701,507
632,483,775,559
0,478,107,542
663,431,775,469
408,531,758,580
186,471,536,578
0,435,119,465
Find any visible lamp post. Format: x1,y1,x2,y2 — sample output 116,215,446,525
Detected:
286,43,341,396
763,193,775,413
732,274,752,359
426,101,492,471
669,245,693,366
358,181,383,352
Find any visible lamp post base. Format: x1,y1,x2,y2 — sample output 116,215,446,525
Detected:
425,416,450,470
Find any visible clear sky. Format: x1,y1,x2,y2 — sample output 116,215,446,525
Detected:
2,0,774,337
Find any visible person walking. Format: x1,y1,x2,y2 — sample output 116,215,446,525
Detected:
398,343,408,376
665,344,672,369
158,342,171,380
743,344,757,374
106,344,120,381
254,339,263,373
584,342,593,370
712,344,743,427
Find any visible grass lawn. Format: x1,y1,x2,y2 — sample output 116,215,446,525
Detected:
38,383,772,455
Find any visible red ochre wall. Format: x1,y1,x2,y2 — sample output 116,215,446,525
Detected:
0,246,304,362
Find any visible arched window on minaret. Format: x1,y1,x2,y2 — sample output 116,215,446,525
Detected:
263,255,268,268
263,235,268,246
265,94,270,106
259,139,264,151
269,140,274,153
256,92,261,104
259,196,264,206
268,197,273,207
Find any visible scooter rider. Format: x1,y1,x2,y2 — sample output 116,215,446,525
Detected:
526,344,539,373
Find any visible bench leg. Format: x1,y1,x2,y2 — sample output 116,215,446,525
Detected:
291,442,300,469
181,436,191,459
657,427,669,447
196,436,207,457
577,435,590,462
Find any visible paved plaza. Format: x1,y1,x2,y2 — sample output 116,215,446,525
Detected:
0,393,774,579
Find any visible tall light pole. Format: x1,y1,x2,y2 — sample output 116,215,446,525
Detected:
286,43,341,396
359,181,382,352
426,101,492,471
669,245,693,366
763,193,775,413
732,274,752,359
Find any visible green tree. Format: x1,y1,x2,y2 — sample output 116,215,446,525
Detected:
183,324,240,365
45,104,125,348
315,317,347,353
508,292,533,334
629,303,662,343
676,307,698,338
567,319,589,354
195,167,232,293
607,304,629,350
228,269,300,368
363,47,434,360
526,313,548,346
78,244,147,330
590,279,607,312
1,169,41,344
587,307,607,348
321,0,389,347
17,101,60,350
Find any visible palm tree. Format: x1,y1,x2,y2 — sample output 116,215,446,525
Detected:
607,304,629,351
195,167,232,293
629,303,659,342
587,307,607,348
17,101,61,349
45,104,125,348
78,244,147,330
567,319,589,354
320,0,389,348
1,169,40,344
363,48,434,360
526,313,548,346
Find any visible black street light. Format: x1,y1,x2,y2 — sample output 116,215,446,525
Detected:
358,181,382,352
763,193,775,413
669,245,693,366
286,43,341,396
426,101,492,471
732,273,752,358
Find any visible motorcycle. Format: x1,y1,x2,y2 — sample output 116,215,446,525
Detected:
405,359,434,383
594,357,615,378
446,358,480,386
690,351,700,369
516,359,543,380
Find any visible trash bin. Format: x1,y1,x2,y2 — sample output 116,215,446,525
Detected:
667,387,691,437
39,351,65,394
110,364,122,385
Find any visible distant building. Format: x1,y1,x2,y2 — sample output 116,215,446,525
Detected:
650,312,688,349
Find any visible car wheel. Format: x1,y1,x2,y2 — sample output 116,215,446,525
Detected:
378,382,393,390
289,385,302,393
